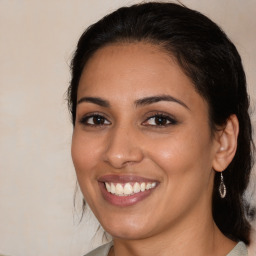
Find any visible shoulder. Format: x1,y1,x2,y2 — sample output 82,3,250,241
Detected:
84,242,113,256
226,242,248,256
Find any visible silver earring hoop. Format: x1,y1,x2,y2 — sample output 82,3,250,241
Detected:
219,172,226,198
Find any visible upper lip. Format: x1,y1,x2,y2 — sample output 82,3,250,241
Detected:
98,174,158,183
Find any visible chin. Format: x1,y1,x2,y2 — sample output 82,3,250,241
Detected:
107,228,150,240
101,217,153,240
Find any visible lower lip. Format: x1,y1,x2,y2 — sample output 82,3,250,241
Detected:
98,182,154,207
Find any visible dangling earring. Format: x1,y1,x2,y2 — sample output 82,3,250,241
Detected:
219,172,226,198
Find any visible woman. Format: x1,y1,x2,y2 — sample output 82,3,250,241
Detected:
68,2,254,256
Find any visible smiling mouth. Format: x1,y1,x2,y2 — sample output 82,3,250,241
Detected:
105,181,157,196
98,175,159,206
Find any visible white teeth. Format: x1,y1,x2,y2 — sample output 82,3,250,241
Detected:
110,183,116,194
106,182,111,192
124,183,133,195
141,182,146,192
133,182,141,193
104,181,157,196
146,183,152,190
115,183,124,195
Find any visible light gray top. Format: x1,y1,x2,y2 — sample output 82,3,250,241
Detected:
84,241,247,256
227,242,248,256
84,242,113,256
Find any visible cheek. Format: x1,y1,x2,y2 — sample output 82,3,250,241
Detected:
146,126,213,180
71,131,102,173
71,131,103,197
71,132,101,206
145,130,214,216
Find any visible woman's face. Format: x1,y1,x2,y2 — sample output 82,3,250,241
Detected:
72,43,219,240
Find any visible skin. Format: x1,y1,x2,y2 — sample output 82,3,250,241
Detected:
72,42,237,256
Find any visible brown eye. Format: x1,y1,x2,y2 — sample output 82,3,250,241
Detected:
80,114,111,126
143,114,177,127
154,116,169,126
92,115,106,125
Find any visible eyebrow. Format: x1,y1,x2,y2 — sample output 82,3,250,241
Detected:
135,95,190,110
77,97,110,107
77,94,189,110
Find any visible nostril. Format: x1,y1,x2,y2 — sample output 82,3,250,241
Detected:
103,147,144,168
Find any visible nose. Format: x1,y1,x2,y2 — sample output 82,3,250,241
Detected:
103,125,144,169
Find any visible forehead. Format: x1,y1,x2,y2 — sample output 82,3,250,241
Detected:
78,42,205,110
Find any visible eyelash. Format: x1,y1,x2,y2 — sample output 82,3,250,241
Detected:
79,113,111,127
78,112,177,128
143,113,177,127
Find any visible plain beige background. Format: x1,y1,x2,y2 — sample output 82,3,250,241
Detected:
0,0,255,255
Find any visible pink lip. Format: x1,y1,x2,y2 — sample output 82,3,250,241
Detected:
98,174,157,183
98,175,158,207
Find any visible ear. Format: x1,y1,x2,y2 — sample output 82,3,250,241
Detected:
212,115,239,172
